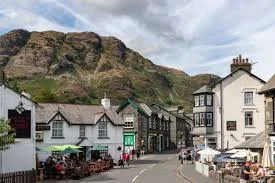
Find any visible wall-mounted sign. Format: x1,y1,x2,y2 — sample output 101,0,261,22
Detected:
226,121,236,131
124,135,134,146
8,109,31,138
35,132,43,141
36,124,50,131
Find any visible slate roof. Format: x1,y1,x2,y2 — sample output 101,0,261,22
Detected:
258,74,275,94
192,85,213,95
36,103,124,125
235,131,265,149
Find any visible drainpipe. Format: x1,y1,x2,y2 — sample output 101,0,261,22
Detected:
220,82,224,150
273,96,275,133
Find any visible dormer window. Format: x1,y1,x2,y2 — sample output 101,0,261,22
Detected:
194,96,199,106
206,95,213,106
98,115,108,138
199,95,205,106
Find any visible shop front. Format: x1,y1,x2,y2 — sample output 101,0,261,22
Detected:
123,132,135,154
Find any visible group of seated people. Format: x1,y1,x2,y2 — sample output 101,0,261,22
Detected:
39,154,113,180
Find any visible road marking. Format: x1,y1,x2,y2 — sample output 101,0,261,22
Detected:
139,169,146,174
150,164,156,168
176,164,193,183
132,169,147,182
132,175,139,182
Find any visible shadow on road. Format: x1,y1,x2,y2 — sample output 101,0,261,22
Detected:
81,174,116,182
131,160,164,165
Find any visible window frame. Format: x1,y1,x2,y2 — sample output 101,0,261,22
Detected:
194,96,200,107
245,111,253,127
199,95,205,106
206,95,213,106
98,115,108,138
52,121,63,137
123,114,134,128
244,92,253,105
194,113,200,126
79,125,86,138
206,112,213,127
200,113,205,126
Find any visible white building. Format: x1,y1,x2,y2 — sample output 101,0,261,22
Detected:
192,55,265,150
36,97,124,162
0,84,36,173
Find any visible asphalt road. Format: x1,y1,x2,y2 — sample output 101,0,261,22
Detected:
57,153,189,183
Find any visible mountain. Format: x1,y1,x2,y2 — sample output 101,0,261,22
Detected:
0,29,219,112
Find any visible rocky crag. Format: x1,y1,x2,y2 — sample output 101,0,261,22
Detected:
0,29,219,112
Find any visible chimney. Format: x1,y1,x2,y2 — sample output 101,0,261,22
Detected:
230,54,252,73
101,92,111,109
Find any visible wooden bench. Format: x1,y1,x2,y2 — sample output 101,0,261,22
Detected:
88,163,101,174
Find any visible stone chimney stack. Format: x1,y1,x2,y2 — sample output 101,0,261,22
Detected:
230,54,252,73
101,92,111,109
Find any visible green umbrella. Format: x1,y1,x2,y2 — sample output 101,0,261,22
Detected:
60,147,82,154
44,144,81,151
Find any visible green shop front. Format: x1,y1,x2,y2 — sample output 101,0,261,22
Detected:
123,132,135,153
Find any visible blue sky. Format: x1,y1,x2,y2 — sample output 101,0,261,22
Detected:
0,0,274,80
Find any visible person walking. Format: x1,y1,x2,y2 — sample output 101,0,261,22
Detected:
240,161,253,183
180,150,187,164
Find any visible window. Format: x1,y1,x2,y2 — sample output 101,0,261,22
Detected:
123,114,134,128
206,113,213,126
79,126,86,137
194,113,200,126
52,121,63,137
98,115,108,138
199,95,205,106
99,146,109,156
200,113,205,126
149,118,152,129
152,117,156,129
206,95,212,106
194,96,199,106
244,92,253,105
52,151,61,156
245,111,253,127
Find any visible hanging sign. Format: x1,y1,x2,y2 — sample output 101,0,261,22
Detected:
8,109,31,138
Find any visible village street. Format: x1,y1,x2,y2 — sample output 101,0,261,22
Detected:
40,152,190,183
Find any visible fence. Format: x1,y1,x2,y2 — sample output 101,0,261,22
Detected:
0,170,36,183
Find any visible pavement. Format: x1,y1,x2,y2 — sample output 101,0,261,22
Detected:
39,151,188,183
179,162,216,183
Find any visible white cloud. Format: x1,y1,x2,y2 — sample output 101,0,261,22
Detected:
0,0,275,80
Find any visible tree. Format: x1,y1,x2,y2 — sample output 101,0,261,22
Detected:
0,119,15,151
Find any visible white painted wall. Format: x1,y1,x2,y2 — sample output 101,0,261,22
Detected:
37,117,123,163
0,85,36,173
212,70,265,149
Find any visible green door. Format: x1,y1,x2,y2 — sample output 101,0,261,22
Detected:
124,135,135,146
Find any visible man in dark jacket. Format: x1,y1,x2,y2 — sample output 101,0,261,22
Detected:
240,161,253,183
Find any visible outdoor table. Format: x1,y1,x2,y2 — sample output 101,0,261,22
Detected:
265,175,275,182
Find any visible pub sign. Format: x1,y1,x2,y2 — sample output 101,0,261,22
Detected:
226,121,236,131
8,109,31,138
